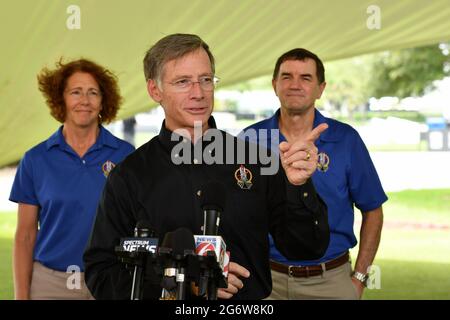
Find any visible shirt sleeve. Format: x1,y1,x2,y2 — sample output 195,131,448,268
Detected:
9,152,39,206
348,132,388,213
268,168,330,260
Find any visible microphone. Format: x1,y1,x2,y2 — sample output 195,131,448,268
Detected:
172,228,196,300
159,231,176,300
199,180,226,235
116,221,158,257
196,181,228,300
194,235,227,272
159,228,196,300
120,220,158,300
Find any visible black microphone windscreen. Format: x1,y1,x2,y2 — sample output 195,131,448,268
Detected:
199,180,227,212
171,228,195,256
160,231,174,249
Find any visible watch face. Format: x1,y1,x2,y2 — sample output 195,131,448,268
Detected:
353,272,368,286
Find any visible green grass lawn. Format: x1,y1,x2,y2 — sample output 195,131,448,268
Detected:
352,228,450,299
0,212,16,300
362,259,450,299
0,237,14,300
383,189,450,224
0,189,449,300
367,141,428,152
352,188,450,299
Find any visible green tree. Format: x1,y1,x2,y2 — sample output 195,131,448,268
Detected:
368,43,450,98
322,55,374,116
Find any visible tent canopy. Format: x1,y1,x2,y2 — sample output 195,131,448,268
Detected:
1,0,450,166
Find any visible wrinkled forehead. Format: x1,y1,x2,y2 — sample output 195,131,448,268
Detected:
160,49,213,80
65,71,100,89
279,58,317,74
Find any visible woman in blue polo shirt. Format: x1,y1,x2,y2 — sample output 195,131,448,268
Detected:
10,59,135,299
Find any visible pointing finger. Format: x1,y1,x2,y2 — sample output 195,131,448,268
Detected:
306,123,328,142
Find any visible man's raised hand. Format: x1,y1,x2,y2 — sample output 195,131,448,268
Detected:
279,123,328,185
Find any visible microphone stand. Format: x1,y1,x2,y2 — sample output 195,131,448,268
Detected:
115,220,158,300
176,266,186,300
203,209,221,300
130,255,144,300
207,277,217,300
130,223,153,300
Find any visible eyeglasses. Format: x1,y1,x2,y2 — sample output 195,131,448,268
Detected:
65,89,102,100
166,76,219,92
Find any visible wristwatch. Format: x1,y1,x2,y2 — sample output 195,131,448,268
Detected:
352,271,368,287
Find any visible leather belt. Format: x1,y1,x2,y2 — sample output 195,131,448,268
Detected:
270,252,350,278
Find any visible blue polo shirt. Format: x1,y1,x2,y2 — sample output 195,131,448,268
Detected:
242,109,387,265
10,126,135,271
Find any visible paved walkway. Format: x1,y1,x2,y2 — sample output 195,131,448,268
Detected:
370,151,450,192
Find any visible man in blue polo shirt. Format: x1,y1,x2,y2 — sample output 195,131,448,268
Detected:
242,48,387,299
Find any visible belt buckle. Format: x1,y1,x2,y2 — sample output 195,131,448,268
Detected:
288,265,295,277
305,266,310,278
288,265,311,278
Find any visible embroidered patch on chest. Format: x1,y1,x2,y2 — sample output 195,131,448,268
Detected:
102,160,116,177
317,152,330,172
234,165,253,190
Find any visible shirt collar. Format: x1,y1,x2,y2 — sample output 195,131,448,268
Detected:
95,126,119,149
45,125,118,151
270,108,341,143
267,109,281,131
158,116,218,153
45,126,65,150
312,109,341,142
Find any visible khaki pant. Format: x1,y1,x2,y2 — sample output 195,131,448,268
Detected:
30,262,94,300
267,261,359,300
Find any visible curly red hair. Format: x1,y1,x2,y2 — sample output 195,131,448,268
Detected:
37,58,122,124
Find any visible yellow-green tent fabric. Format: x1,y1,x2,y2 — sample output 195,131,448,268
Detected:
1,0,450,166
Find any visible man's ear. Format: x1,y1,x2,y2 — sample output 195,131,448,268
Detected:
272,78,278,97
317,81,326,99
147,79,162,103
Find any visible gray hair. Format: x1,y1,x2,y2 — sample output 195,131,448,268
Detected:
143,33,215,82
